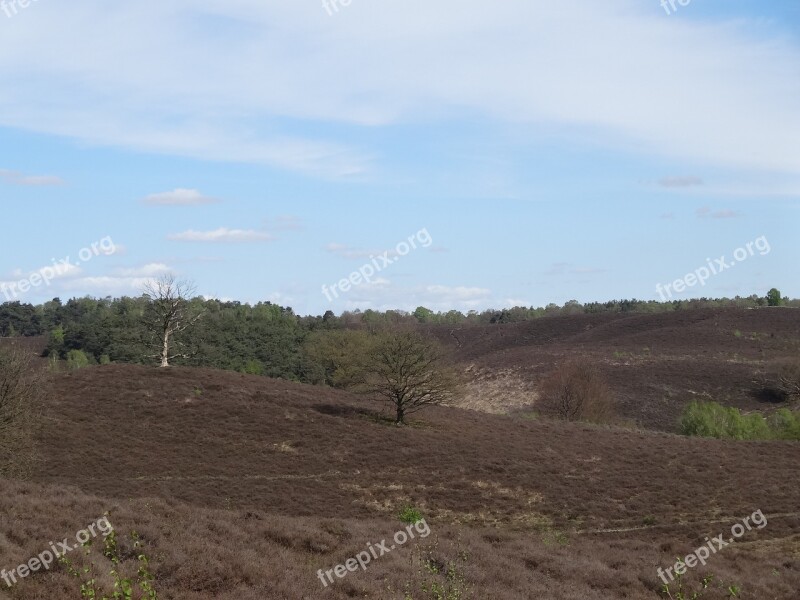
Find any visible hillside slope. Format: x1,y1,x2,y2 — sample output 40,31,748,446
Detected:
428,307,800,428
0,364,794,598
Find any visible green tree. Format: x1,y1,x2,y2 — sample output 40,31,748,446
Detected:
304,329,373,388
413,306,435,323
767,288,784,307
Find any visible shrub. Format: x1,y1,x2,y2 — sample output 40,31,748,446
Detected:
537,361,615,424
768,408,800,440
769,359,800,401
241,359,264,375
399,506,424,524
0,344,43,477
680,401,799,441
66,349,91,371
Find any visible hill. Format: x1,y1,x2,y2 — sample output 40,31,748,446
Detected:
0,364,797,598
430,307,800,429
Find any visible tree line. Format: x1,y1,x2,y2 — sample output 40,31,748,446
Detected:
0,288,792,384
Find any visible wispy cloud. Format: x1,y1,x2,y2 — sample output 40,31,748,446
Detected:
0,1,797,178
143,188,219,206
167,227,274,243
696,207,741,219
325,243,397,260
658,176,704,188
0,169,64,186
111,263,173,277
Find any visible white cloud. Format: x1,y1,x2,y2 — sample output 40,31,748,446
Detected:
143,188,219,205
112,263,174,277
0,1,796,178
325,242,397,260
59,276,156,296
0,169,64,186
696,207,741,219
658,176,704,188
337,282,493,312
167,227,274,242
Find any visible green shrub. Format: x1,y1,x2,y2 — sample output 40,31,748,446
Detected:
768,409,800,440
681,401,800,441
66,349,91,371
399,505,424,524
241,359,264,375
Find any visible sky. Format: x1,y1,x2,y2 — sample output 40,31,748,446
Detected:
0,0,797,316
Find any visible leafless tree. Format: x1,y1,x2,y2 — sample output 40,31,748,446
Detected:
360,330,461,425
143,275,204,367
772,359,800,402
0,343,43,477
538,360,615,424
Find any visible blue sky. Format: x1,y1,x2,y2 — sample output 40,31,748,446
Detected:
0,0,797,315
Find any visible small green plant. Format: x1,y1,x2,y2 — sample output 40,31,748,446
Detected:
540,525,569,546
643,515,657,526
661,568,740,600
733,330,742,338
661,569,713,600
61,520,159,600
402,535,471,600
399,505,424,524
192,387,203,397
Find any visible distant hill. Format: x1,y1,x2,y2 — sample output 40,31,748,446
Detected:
426,307,800,430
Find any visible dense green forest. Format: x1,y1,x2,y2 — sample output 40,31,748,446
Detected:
0,292,793,383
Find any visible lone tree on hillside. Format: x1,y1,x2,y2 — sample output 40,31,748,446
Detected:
143,275,204,367
538,360,615,424
360,330,461,425
0,344,42,477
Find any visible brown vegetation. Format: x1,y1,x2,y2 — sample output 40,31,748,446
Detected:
0,343,42,477
0,364,794,597
537,360,615,423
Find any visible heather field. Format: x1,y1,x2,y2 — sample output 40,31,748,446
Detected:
1,311,799,599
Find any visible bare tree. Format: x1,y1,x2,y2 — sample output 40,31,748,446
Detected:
0,344,43,477
538,360,615,424
770,359,800,402
360,330,461,425
143,275,204,367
